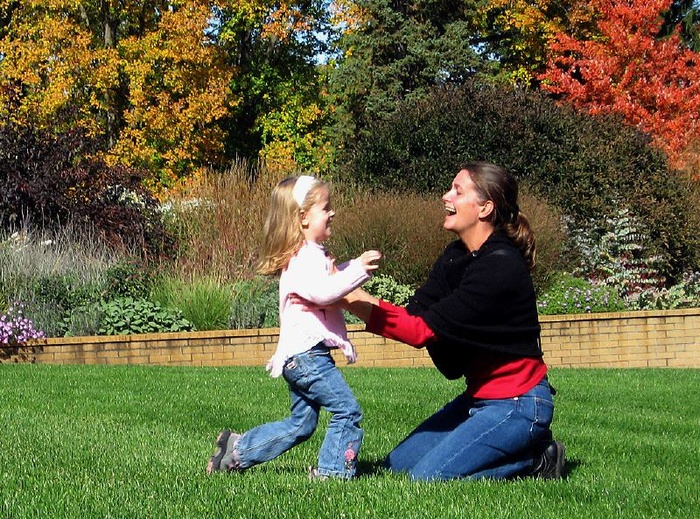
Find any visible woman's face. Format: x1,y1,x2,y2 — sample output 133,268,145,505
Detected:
442,169,492,240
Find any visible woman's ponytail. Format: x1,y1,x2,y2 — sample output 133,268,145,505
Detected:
462,161,537,271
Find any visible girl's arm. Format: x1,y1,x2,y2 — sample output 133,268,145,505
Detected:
291,249,381,306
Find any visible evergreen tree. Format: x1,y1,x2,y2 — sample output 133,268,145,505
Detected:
326,0,485,147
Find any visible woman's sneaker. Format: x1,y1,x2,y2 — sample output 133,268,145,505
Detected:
530,441,565,479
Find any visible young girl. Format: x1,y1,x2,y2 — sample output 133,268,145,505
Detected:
206,175,381,479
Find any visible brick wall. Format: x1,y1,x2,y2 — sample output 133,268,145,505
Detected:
5,308,699,368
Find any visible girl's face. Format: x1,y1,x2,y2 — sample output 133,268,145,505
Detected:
442,169,493,241
301,186,335,244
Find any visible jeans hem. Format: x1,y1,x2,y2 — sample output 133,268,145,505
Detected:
315,469,355,480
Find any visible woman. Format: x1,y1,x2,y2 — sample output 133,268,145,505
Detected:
343,162,565,481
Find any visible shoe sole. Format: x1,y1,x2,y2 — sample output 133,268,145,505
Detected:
552,441,566,479
206,429,232,475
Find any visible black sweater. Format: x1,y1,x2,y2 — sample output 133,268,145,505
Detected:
406,232,542,379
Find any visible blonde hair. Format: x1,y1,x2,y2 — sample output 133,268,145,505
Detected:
257,175,326,275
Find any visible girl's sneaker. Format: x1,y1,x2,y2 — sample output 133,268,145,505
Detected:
206,430,241,474
308,466,329,481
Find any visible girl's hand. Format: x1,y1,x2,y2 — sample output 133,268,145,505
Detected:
358,250,382,272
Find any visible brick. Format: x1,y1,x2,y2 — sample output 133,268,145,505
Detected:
23,309,700,369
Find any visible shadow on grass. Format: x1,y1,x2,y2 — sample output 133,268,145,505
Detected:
563,457,582,480
357,459,388,477
356,457,583,481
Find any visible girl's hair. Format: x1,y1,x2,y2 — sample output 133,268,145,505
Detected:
462,161,537,271
257,175,327,275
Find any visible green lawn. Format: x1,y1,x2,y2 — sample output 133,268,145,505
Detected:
1,365,698,518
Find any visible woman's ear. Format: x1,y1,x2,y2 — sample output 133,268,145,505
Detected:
479,200,495,220
299,210,309,227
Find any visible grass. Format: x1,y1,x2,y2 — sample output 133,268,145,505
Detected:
1,366,698,518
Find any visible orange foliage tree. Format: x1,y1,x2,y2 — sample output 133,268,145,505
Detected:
539,0,700,168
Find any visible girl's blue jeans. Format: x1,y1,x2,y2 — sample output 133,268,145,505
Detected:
234,345,363,478
385,377,555,481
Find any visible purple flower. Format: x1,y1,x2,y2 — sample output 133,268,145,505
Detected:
0,303,45,347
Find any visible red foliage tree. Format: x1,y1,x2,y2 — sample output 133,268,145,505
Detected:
540,0,700,169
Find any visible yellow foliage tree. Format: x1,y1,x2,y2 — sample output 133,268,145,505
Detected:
0,0,236,190
108,2,235,189
476,0,597,85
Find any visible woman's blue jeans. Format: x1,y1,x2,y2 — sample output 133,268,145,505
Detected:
234,345,363,478
385,377,555,481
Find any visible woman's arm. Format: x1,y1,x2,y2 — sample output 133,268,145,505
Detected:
342,290,436,348
340,287,379,323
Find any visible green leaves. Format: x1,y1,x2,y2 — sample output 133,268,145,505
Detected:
98,297,194,335
537,274,626,315
364,274,415,306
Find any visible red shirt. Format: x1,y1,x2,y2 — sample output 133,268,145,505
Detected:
367,299,547,399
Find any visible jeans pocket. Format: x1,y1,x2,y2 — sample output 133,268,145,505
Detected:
532,396,554,432
283,354,310,391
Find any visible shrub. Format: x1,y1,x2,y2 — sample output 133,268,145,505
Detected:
518,186,573,291
98,297,194,335
0,303,45,362
364,275,415,306
0,225,121,337
163,161,284,283
102,259,154,300
62,304,104,337
0,303,45,346
229,276,280,329
566,208,667,304
537,274,626,315
329,186,452,286
0,121,175,258
629,270,700,310
344,81,700,282
152,277,233,331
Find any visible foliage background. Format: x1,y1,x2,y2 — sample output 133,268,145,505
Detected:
3,0,700,336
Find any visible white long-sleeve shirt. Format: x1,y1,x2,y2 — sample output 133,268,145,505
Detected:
266,241,370,378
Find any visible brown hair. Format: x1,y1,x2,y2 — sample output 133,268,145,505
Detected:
257,176,327,275
462,161,537,270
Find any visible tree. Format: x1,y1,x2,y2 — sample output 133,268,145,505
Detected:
539,0,700,167
0,0,342,179
326,0,486,146
0,0,236,189
659,0,700,51
105,2,234,187
214,0,335,172
475,0,598,85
